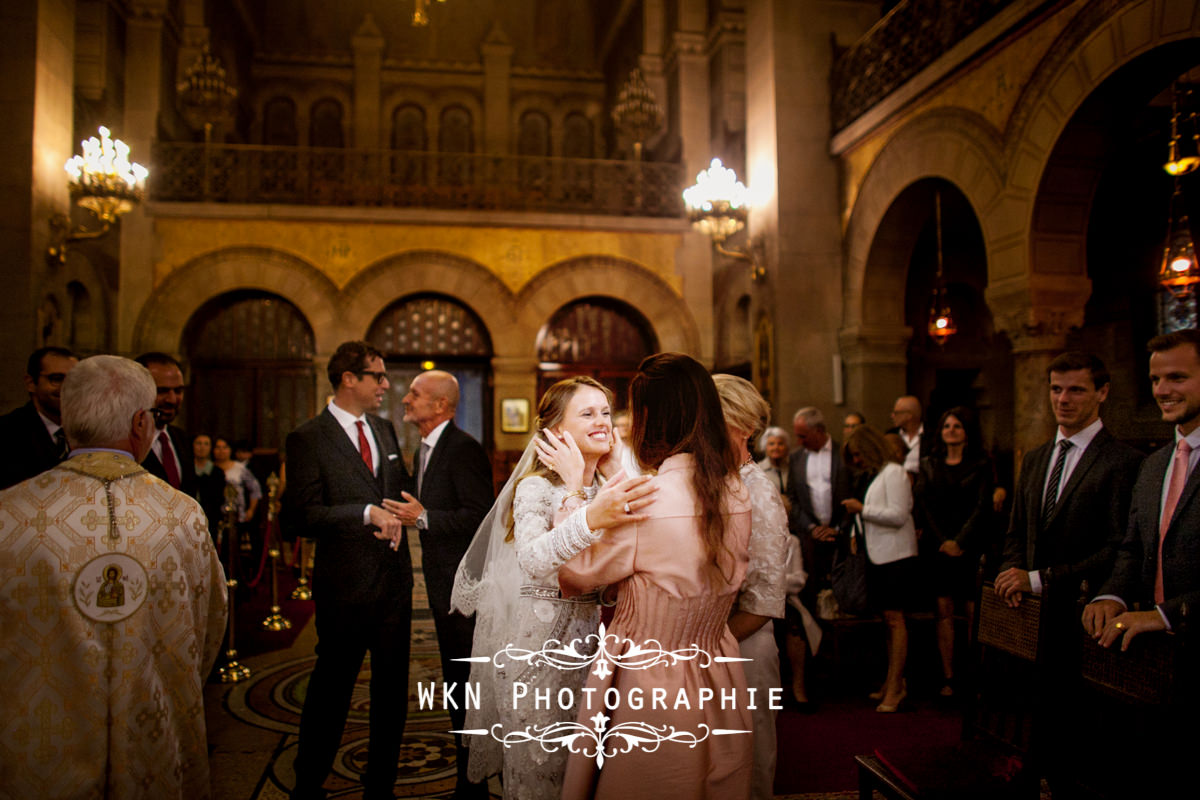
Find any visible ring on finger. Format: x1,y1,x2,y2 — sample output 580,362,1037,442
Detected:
623,502,632,514
1114,622,1125,631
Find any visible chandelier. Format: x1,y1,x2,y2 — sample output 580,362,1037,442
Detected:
177,45,238,140
1158,178,1199,298
683,158,762,280
927,190,958,345
413,0,447,26
1164,82,1198,177
612,68,663,162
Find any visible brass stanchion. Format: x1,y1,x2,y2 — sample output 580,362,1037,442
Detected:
218,484,251,682
291,539,313,601
261,473,291,631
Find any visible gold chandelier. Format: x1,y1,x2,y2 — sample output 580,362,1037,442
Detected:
412,0,447,26
683,158,763,280
1158,178,1199,298
927,190,958,345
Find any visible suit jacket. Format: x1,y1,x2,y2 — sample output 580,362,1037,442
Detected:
0,402,65,490
416,421,494,614
1001,427,1143,602
283,408,412,608
1099,441,1200,629
785,441,851,535
142,425,198,499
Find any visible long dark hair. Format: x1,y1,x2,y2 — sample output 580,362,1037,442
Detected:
929,405,984,463
629,353,738,574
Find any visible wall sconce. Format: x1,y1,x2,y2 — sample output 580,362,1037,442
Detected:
1159,179,1199,298
47,126,149,267
683,158,764,281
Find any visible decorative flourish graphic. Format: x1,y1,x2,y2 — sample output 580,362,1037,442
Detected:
457,622,748,679
474,714,748,769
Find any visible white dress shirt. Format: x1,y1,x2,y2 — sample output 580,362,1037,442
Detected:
806,438,833,527
327,400,380,524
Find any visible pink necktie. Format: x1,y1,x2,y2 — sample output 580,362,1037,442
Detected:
1156,439,1192,604
159,431,181,489
356,420,374,473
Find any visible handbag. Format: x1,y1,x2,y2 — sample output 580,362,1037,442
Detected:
830,513,870,616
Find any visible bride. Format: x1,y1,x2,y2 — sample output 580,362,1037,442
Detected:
450,376,656,799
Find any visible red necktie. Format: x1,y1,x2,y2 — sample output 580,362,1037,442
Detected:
356,420,374,473
159,431,181,489
1156,439,1192,604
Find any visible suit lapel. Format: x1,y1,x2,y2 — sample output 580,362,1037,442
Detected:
1167,445,1200,536
319,410,378,491
419,423,452,501
1045,429,1108,528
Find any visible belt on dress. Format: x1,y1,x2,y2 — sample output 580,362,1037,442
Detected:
520,584,599,604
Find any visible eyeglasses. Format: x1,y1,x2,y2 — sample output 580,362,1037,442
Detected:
358,370,389,383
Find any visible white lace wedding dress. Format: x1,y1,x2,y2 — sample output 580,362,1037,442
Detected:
495,476,603,800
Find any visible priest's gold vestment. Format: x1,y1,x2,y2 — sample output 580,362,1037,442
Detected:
0,451,228,799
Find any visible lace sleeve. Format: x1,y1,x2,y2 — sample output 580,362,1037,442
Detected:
512,477,601,582
738,465,790,618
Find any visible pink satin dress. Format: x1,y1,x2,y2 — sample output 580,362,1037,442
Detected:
558,454,753,800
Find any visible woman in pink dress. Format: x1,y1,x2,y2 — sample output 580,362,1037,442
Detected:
558,352,753,800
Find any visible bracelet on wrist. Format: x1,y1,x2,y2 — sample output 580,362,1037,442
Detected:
560,489,588,509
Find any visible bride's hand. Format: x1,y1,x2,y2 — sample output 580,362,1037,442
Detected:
534,428,585,491
585,471,658,530
597,425,630,480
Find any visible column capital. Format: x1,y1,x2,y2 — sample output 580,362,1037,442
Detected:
838,324,912,366
985,274,1091,354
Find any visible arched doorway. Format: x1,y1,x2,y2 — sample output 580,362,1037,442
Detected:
183,290,317,450
366,293,493,458
535,297,658,410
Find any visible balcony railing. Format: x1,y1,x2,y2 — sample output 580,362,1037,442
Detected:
831,0,1020,133
151,142,685,218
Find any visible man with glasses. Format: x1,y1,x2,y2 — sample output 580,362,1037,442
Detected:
0,346,78,489
135,352,197,497
283,340,412,800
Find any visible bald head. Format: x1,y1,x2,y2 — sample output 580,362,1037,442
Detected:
890,395,922,435
403,369,459,436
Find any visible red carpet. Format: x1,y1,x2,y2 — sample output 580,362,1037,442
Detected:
229,561,316,658
774,696,962,793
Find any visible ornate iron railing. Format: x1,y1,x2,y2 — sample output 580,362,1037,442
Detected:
831,0,1020,132
151,142,685,218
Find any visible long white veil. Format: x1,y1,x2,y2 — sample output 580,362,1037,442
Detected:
449,435,539,780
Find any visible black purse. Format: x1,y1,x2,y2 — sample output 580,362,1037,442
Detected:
830,513,870,616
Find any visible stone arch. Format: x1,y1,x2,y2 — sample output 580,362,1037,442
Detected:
844,107,1005,333
516,256,699,359
340,251,518,353
1003,0,1200,292
132,247,340,356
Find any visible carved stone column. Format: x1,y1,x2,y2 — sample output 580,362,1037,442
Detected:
838,324,912,429
987,274,1091,471
481,24,513,157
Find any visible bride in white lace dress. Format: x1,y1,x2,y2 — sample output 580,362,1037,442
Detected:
451,377,656,799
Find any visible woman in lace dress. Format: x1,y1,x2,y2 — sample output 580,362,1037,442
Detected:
713,375,791,800
559,353,754,800
450,377,656,799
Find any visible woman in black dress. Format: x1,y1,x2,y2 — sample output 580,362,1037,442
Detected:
913,406,995,697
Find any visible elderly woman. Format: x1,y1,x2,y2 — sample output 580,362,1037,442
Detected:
756,425,791,498
714,375,791,800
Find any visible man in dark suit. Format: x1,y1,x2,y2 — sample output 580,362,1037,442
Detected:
783,406,851,706
887,394,930,476
996,351,1143,607
134,352,197,498
387,369,492,799
996,351,1143,794
283,341,411,800
0,347,77,489
1085,330,1200,645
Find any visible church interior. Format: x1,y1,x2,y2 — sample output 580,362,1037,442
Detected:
3,0,1199,797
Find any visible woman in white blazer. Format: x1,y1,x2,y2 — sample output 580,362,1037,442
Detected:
841,425,918,713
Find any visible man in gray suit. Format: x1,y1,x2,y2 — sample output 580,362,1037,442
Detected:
283,341,411,800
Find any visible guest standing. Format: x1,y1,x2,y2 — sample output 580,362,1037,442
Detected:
135,352,197,497
559,353,753,800
0,346,77,489
841,425,917,713
913,407,995,696
192,432,228,538
715,374,791,800
283,341,412,800
756,425,791,499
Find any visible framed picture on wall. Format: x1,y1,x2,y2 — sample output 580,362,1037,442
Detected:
501,398,530,433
